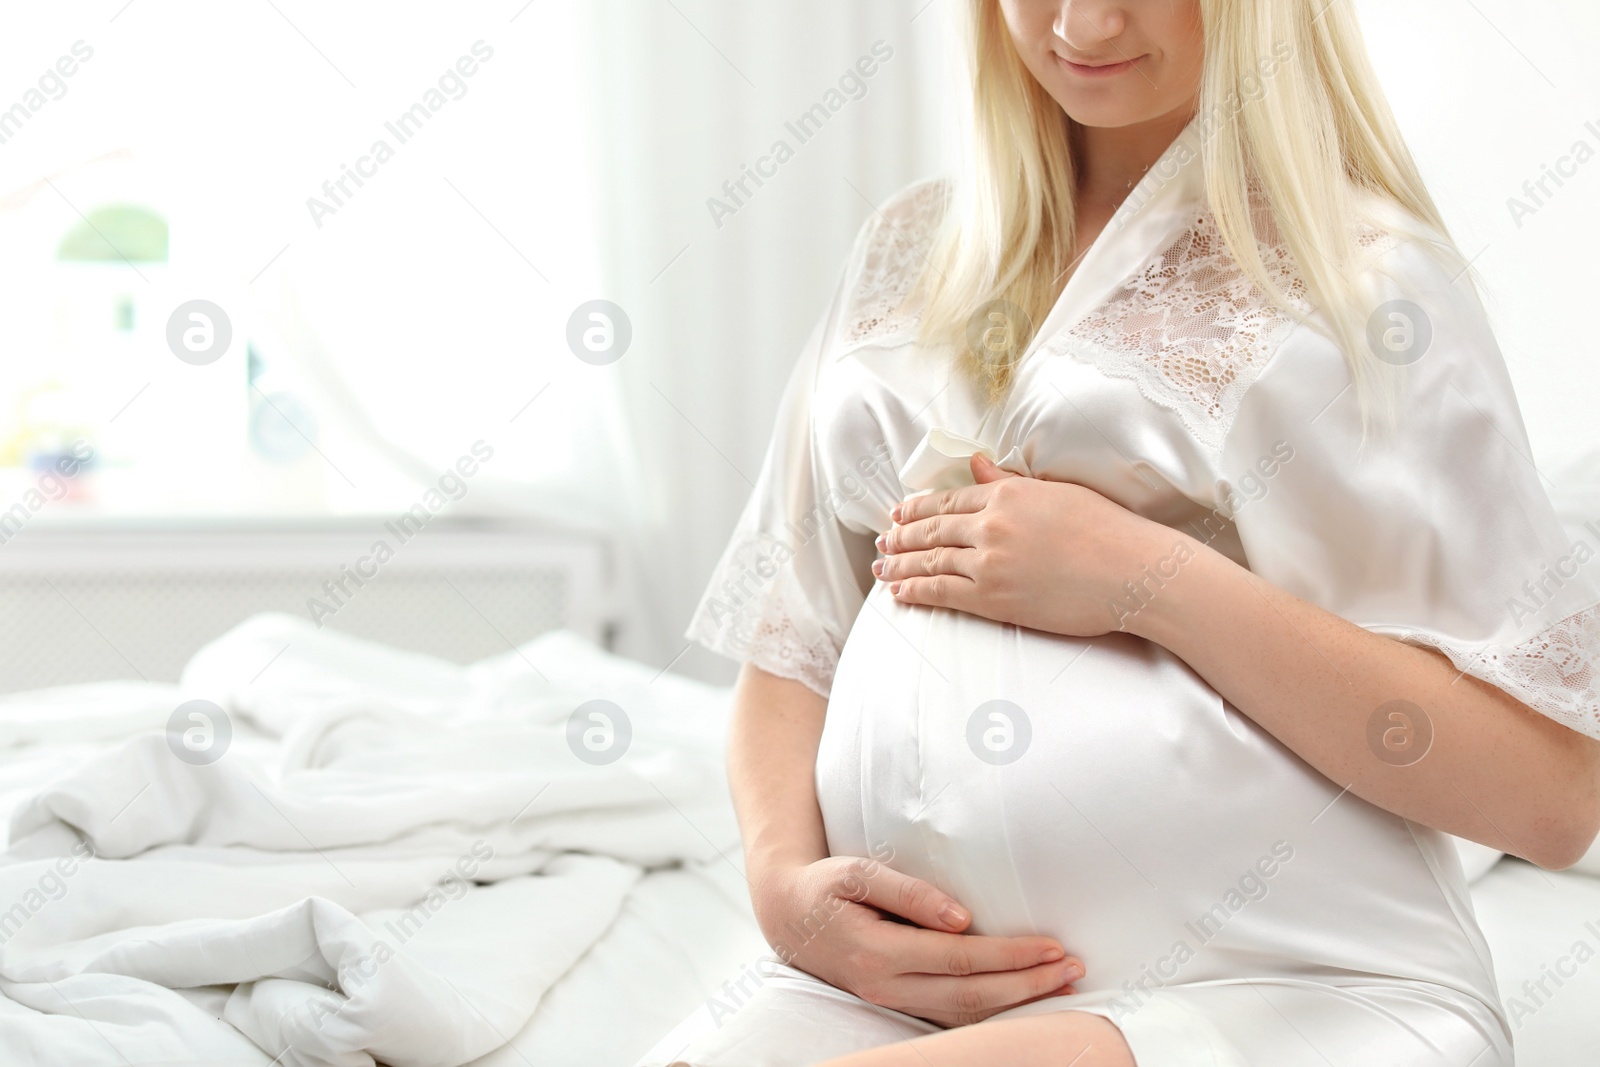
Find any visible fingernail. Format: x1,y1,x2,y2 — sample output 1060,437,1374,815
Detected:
890,504,902,522
937,903,967,927
1062,963,1085,982
875,533,887,551
889,581,902,596
1040,947,1064,962
871,559,883,577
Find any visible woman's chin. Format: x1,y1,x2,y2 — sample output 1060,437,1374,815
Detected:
1045,88,1188,133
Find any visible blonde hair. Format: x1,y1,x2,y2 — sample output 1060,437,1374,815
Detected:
915,0,1467,427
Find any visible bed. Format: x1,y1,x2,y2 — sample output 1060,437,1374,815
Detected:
0,612,1595,1065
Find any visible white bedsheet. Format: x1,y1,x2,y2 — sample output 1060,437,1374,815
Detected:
0,614,743,1066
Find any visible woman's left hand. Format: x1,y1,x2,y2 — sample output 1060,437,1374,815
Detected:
872,453,1197,638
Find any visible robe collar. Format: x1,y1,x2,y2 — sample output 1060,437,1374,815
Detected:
1024,114,1207,360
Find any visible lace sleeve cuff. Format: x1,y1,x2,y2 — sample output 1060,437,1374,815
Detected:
1396,604,1600,740
683,529,843,700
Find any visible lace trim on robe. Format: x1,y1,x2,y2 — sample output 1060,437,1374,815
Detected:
1400,604,1600,740
840,181,1403,444
840,179,949,350
683,528,841,699
1051,207,1319,452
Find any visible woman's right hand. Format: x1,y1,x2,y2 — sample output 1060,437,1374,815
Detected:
751,856,1085,1028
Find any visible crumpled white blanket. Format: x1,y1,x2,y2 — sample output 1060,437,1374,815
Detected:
0,614,741,1066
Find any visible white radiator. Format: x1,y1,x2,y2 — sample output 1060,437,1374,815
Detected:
0,518,616,694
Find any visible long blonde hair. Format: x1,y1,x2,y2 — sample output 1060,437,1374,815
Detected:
915,0,1466,426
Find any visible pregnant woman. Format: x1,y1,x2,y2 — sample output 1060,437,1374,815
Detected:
641,1,1600,1064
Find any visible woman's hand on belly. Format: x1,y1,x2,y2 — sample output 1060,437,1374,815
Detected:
873,453,1175,636
754,855,1086,1027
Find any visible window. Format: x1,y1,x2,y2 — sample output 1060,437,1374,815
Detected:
0,1,611,521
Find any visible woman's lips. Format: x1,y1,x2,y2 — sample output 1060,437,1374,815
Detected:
1056,53,1142,78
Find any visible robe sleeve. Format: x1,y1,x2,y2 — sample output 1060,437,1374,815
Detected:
681,225,881,700
1218,235,1600,740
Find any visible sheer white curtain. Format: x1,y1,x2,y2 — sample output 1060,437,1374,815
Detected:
576,0,955,675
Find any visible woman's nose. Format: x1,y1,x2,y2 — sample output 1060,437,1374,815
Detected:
1053,1,1129,54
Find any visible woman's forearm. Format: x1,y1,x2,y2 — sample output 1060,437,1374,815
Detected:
726,663,832,881
1129,533,1600,870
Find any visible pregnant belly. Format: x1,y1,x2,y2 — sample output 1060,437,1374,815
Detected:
815,584,1475,995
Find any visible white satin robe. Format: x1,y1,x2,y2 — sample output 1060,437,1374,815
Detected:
641,117,1600,1067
